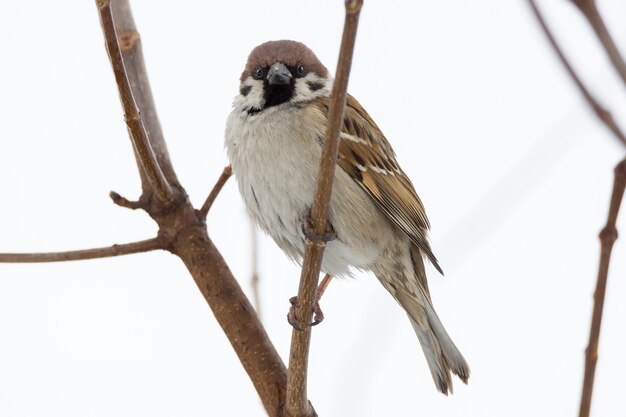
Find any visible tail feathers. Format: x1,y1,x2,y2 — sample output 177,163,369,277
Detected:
406,244,470,392
410,317,454,394
409,310,470,395
425,306,470,384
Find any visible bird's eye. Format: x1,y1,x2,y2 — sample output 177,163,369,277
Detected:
253,67,264,79
296,64,306,77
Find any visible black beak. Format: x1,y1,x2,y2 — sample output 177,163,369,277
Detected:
267,62,292,85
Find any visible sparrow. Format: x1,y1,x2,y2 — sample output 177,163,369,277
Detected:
224,40,469,394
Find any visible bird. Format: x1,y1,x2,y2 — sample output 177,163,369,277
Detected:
224,40,469,394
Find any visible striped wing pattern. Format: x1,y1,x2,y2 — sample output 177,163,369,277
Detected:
313,95,443,275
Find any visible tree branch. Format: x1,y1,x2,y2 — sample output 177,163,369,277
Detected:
579,158,626,417
110,190,147,210
571,0,626,89
97,0,176,204
0,238,162,263
284,1,363,416
93,1,295,414
527,0,626,148
171,225,288,416
109,0,180,190
200,165,232,218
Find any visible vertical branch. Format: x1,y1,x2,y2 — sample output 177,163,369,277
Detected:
579,158,626,417
97,0,176,203
109,0,180,188
530,2,626,414
284,1,363,416
571,0,626,88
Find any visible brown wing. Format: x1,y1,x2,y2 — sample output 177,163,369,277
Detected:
313,95,443,274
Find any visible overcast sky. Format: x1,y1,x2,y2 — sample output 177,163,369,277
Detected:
1,1,625,416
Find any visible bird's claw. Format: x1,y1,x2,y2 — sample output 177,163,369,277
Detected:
287,297,304,331
287,296,325,331
302,208,336,242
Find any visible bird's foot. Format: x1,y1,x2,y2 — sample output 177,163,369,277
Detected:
302,208,336,242
286,274,333,331
287,296,325,331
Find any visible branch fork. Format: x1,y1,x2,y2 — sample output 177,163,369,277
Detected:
3,1,286,414
3,0,367,415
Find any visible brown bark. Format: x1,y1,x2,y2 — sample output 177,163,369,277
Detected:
2,0,367,414
0,238,162,263
284,1,364,417
200,165,233,217
578,159,626,417
95,1,293,414
571,0,626,89
108,0,179,192
529,2,626,415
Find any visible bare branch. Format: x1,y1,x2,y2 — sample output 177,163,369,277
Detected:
200,165,232,218
579,158,626,417
109,0,180,189
571,0,626,89
0,238,162,263
110,190,146,210
171,226,288,416
93,2,296,413
284,1,364,416
97,0,176,203
527,0,626,148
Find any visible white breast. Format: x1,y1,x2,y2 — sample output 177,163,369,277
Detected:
224,101,395,277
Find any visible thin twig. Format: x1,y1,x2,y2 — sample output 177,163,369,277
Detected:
200,165,232,217
0,238,162,263
527,0,626,148
571,0,626,89
284,1,363,416
97,0,176,203
110,191,145,210
579,158,626,417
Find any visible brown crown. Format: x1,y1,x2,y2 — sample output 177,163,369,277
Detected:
240,40,329,82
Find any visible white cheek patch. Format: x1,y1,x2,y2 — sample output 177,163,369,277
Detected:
234,76,265,111
292,73,332,103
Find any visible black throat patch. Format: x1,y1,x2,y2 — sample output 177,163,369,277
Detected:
263,81,295,109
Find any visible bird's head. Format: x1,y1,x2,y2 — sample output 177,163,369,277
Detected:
237,40,331,114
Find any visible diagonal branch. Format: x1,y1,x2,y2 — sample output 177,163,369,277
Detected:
571,0,626,89
0,238,162,263
97,0,176,204
528,0,626,148
284,1,364,416
200,165,232,218
579,158,626,417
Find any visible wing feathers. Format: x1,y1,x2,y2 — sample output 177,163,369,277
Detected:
313,95,443,274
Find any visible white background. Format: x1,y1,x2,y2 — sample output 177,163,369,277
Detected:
1,1,625,416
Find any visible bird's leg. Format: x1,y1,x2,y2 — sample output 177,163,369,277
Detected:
311,273,332,325
302,208,337,242
287,273,333,330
